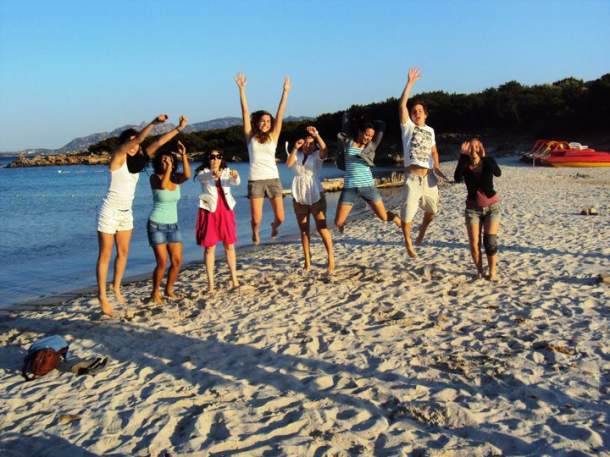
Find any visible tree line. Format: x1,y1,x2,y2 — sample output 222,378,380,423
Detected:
88,73,610,163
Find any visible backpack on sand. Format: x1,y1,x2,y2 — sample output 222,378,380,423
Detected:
21,335,69,381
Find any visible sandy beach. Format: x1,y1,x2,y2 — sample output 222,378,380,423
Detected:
1,157,609,456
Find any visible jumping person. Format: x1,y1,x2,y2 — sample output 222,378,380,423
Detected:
96,114,188,316
454,139,502,280
334,113,401,231
398,68,447,257
235,72,290,244
148,139,191,304
195,150,241,293
286,126,335,273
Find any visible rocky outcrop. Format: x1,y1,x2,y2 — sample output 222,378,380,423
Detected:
7,152,111,168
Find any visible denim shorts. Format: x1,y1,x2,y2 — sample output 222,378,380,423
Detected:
147,221,182,246
465,202,501,226
338,186,382,205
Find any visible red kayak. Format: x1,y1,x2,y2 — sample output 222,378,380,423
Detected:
541,147,610,167
522,140,610,167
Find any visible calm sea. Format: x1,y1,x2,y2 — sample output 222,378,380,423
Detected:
0,157,393,307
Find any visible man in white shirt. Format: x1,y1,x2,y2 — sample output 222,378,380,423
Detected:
399,68,447,257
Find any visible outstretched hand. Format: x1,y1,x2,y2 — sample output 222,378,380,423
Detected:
283,76,292,92
294,139,305,150
178,115,188,130
154,114,168,124
306,126,319,137
162,155,173,171
235,72,247,88
407,67,422,84
177,140,186,156
460,141,471,156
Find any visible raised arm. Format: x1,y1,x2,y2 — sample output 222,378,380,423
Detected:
271,76,291,142
286,139,305,167
371,120,387,149
110,114,167,169
307,126,327,159
174,140,191,183
145,115,188,158
159,155,174,190
235,73,252,139
454,142,471,182
399,68,421,125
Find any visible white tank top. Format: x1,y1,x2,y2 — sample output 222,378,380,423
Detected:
102,160,140,210
248,138,279,180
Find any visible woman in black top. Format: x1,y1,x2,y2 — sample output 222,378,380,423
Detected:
454,139,502,280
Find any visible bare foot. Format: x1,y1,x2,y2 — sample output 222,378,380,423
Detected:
99,295,113,316
336,224,345,234
488,273,499,282
271,221,280,238
327,258,335,275
252,230,260,245
165,290,182,300
112,287,126,305
304,262,311,272
405,240,417,258
150,292,164,305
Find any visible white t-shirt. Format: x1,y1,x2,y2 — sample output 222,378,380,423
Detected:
289,150,323,205
401,118,436,169
248,138,279,180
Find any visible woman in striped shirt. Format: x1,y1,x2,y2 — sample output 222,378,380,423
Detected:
335,119,401,232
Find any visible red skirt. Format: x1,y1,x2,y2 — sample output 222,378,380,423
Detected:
195,187,237,248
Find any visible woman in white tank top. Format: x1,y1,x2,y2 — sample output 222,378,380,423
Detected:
96,114,188,317
235,72,291,244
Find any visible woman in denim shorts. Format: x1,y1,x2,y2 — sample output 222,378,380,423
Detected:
454,139,502,280
147,140,191,303
334,115,401,232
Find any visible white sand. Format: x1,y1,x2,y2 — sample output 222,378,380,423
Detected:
1,157,609,456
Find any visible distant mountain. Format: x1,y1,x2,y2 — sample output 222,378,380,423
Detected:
183,117,242,133
3,115,314,155
56,122,177,153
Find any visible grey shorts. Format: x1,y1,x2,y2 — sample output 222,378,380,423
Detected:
465,202,501,226
400,172,439,223
248,178,283,199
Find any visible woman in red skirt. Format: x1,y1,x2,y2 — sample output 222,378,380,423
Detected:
195,149,241,293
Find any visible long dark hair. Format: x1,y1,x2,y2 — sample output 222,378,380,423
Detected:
194,149,227,176
250,110,274,144
152,149,179,183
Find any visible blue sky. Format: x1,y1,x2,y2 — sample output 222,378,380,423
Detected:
1,0,609,151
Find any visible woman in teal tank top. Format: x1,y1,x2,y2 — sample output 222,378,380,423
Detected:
148,141,191,304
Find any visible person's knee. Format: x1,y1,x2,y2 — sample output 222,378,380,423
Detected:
483,234,498,255
116,247,129,259
171,255,182,268
315,219,328,231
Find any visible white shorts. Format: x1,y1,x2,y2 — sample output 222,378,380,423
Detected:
400,172,439,223
97,204,134,234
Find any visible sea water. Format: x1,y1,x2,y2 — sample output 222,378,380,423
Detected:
0,157,389,307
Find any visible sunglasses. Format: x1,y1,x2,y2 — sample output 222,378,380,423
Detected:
210,154,222,160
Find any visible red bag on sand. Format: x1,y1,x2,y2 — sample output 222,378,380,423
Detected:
475,190,500,208
22,347,67,381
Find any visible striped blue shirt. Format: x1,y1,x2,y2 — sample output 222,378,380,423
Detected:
344,143,374,188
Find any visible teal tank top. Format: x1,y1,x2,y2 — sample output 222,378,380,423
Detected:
149,187,181,224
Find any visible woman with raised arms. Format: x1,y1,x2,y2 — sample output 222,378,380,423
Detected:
147,138,191,304
334,114,401,232
235,72,290,244
286,126,335,274
96,114,188,316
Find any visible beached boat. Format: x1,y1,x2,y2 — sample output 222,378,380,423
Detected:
522,140,610,167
